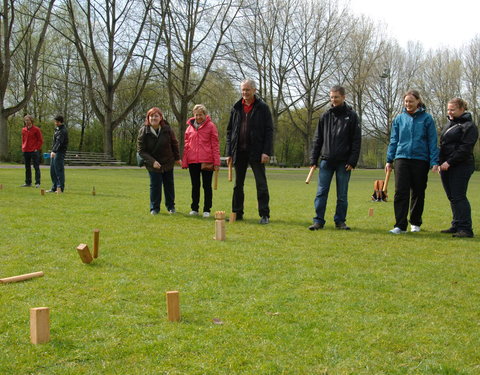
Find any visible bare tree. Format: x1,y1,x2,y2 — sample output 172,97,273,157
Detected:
60,0,164,156
464,36,480,125
0,0,55,160
159,0,241,151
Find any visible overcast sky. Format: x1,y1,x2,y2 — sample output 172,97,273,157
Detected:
344,0,479,50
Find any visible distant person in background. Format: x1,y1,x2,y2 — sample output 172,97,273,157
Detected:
48,115,68,193
226,79,273,224
182,104,221,218
137,107,181,215
308,85,361,231
439,98,478,238
385,90,439,234
20,115,43,188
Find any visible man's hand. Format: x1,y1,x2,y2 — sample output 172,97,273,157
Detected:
153,161,161,169
345,164,353,171
50,152,56,159
439,162,449,171
261,154,270,164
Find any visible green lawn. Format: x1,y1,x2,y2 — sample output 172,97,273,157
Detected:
0,166,479,375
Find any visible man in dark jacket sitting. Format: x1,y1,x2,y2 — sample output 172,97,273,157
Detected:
226,79,273,224
308,85,361,231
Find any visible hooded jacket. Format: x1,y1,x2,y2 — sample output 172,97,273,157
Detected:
439,112,478,167
310,102,361,167
182,115,221,168
386,107,439,167
137,121,180,173
226,95,273,163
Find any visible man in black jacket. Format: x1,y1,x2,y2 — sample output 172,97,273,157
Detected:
308,86,361,230
48,115,68,193
226,79,273,224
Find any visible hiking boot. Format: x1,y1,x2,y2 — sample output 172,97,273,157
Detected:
335,222,351,230
308,223,324,231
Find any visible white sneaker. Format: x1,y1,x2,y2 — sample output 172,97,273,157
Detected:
410,225,421,232
203,212,210,218
189,210,199,216
389,227,406,234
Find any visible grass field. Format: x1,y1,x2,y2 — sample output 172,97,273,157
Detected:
0,165,479,375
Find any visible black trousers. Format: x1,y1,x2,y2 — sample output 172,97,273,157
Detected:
24,151,41,185
393,159,430,230
188,163,213,213
440,163,474,234
232,152,270,218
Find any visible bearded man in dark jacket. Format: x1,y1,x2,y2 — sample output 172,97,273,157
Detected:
226,79,273,224
308,85,361,231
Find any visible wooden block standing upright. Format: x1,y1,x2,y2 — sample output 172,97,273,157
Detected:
40,189,45,196
166,291,180,322
92,186,96,196
76,244,93,264
56,187,61,194
229,212,237,223
30,307,50,344
214,211,226,241
93,229,100,258
0,184,3,189
368,208,374,217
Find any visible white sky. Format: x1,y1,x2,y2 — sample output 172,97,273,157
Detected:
345,0,480,50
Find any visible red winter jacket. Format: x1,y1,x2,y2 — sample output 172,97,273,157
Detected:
22,125,43,152
182,116,221,168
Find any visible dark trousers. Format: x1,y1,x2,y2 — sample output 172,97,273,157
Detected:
24,151,41,185
393,159,429,230
148,169,175,212
440,163,474,234
188,163,213,213
232,152,270,218
50,152,65,191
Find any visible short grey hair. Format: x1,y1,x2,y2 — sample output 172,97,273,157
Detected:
192,104,208,115
241,79,256,90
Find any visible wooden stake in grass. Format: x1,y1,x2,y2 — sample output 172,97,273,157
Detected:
369,208,374,217
76,244,93,264
30,307,50,344
213,169,219,190
229,212,237,223
166,291,180,322
41,189,45,196
92,186,96,196
0,271,44,284
214,211,226,241
93,229,100,258
227,159,232,182
0,183,3,189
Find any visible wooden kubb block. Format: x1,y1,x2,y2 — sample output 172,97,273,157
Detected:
76,244,93,264
166,291,180,322
93,229,100,259
30,307,50,344
214,211,226,241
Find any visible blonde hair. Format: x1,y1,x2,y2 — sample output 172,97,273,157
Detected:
23,115,34,125
192,104,208,115
448,98,468,110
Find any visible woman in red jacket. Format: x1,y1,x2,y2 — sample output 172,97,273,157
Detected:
182,105,221,218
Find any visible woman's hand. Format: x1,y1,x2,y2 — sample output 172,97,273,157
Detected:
153,161,161,169
439,162,449,171
385,163,393,173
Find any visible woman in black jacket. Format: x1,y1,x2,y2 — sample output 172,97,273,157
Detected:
137,107,181,215
439,98,478,238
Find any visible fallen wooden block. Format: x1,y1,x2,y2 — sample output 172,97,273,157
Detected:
166,291,180,322
76,244,93,264
30,307,50,344
0,271,44,284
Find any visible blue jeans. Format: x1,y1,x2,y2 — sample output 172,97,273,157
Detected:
313,160,351,225
148,169,175,212
50,152,65,191
440,163,474,234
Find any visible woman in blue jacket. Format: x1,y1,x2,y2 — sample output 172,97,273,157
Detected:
385,90,439,234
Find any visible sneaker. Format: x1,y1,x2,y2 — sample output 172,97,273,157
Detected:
150,210,159,215
410,225,421,232
203,212,210,218
335,222,351,230
308,223,324,231
441,227,457,234
389,227,406,234
189,210,199,216
45,189,55,193
259,216,269,224
35,184,40,188
452,230,473,238
168,209,176,214
20,184,31,187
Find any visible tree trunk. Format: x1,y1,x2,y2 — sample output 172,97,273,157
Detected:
0,113,9,161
